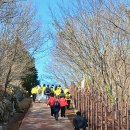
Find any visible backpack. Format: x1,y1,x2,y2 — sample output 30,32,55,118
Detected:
48,97,55,106
46,87,50,94
54,100,59,107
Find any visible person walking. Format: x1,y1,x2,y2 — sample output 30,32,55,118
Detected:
59,95,68,117
37,85,43,103
53,99,60,120
47,93,56,116
59,88,65,97
73,111,88,130
31,86,38,102
54,86,60,98
65,92,72,109
64,87,69,94
45,85,51,102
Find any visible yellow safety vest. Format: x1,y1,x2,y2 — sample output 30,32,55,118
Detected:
55,89,61,96
31,87,37,94
64,88,69,94
41,86,46,92
65,93,71,100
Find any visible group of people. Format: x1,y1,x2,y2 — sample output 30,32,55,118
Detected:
47,92,68,120
31,84,71,107
31,84,88,130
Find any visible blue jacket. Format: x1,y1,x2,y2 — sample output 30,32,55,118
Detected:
73,115,88,130
53,101,60,112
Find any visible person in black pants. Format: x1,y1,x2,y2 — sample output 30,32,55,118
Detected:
65,92,72,109
47,93,56,116
32,94,36,102
59,96,68,117
53,99,60,120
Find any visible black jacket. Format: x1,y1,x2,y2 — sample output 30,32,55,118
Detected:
73,115,88,130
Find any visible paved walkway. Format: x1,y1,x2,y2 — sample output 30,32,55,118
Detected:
19,101,74,130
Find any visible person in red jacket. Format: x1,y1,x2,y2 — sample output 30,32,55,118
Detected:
59,95,68,117
47,93,56,116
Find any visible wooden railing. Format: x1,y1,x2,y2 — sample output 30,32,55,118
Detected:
70,83,129,130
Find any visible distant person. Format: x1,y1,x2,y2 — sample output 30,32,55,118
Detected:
73,111,88,130
40,84,46,101
31,86,37,102
47,93,56,116
45,85,51,101
65,92,72,109
37,85,44,103
42,84,46,94
36,85,41,102
59,88,65,97
54,86,61,98
50,86,54,93
64,87,69,94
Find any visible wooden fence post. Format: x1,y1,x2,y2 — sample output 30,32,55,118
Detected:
117,110,121,130
126,103,129,130
112,110,115,130
88,96,90,130
92,101,95,130
101,102,103,130
95,102,98,130
90,99,93,130
104,105,107,130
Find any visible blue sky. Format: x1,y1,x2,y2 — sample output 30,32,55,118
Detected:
31,0,130,86
31,0,74,86
32,0,63,85
32,0,53,85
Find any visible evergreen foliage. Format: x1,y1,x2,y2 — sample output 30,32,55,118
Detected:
21,66,40,95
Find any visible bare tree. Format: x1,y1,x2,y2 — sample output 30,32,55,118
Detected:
0,1,46,94
49,0,130,105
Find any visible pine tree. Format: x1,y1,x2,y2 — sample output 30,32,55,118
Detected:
21,66,40,95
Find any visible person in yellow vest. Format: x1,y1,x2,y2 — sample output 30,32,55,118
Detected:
50,85,54,94
36,85,42,103
40,85,46,101
54,86,57,96
39,85,46,102
31,86,38,102
54,86,61,98
57,87,61,98
64,87,69,94
41,84,46,94
58,85,62,91
65,92,72,109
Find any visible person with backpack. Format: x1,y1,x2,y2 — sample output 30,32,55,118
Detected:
47,93,56,116
53,99,60,120
73,111,88,130
59,95,68,117
45,85,51,101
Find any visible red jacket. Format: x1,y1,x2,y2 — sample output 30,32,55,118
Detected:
59,97,68,107
48,97,56,106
